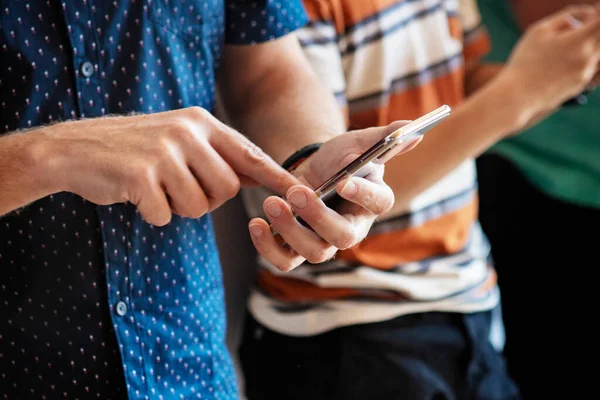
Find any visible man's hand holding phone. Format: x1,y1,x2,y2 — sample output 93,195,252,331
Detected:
246,120,422,272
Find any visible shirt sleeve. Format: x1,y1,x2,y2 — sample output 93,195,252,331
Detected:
225,0,309,44
295,0,347,113
459,0,492,64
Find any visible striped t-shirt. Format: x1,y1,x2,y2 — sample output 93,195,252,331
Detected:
243,0,499,336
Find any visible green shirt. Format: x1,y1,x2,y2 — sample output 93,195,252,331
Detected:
478,0,600,208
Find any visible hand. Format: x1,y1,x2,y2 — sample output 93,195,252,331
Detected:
502,4,600,120
38,107,300,226
246,121,421,272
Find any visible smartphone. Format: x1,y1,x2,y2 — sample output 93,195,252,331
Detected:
315,104,451,203
271,104,451,237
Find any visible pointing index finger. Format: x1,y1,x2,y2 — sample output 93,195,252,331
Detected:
210,124,302,196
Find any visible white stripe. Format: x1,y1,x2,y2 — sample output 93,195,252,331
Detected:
261,222,488,279
258,227,489,300
444,0,460,14
303,42,347,95
249,284,499,336
382,159,476,222
311,259,488,300
342,4,463,100
295,22,337,44
338,0,442,53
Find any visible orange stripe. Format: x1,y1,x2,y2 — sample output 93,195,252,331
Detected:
338,0,404,27
258,269,361,301
258,269,415,302
303,0,346,34
338,198,478,269
349,67,465,128
303,0,407,35
258,263,496,304
463,30,492,64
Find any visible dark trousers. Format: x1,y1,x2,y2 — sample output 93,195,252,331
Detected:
477,154,600,399
239,311,520,400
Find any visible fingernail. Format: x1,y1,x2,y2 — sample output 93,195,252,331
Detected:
249,224,263,238
287,190,308,209
265,202,282,218
341,180,357,197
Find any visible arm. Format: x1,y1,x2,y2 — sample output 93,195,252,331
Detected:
385,71,528,212
0,109,302,223
218,35,346,164
218,34,406,271
387,5,600,212
0,129,58,216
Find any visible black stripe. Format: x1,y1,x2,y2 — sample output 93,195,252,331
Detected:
463,23,485,42
341,3,445,56
347,52,463,109
268,273,494,314
366,184,477,235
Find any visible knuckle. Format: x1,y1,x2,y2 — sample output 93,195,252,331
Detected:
273,259,297,272
188,201,209,219
186,106,210,120
154,213,172,227
334,230,357,250
373,191,394,215
128,162,155,187
241,140,268,166
153,137,177,161
305,246,331,264
222,176,241,200
166,119,194,142
144,208,172,227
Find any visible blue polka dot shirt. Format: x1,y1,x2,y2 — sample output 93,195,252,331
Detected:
0,1,307,399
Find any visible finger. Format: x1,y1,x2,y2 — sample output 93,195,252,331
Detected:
160,151,210,218
210,125,302,196
262,196,338,264
336,177,395,216
350,120,412,154
239,174,261,187
375,135,423,165
186,144,242,212
398,135,423,155
285,185,363,250
566,7,600,36
545,5,597,31
136,184,173,226
247,218,307,272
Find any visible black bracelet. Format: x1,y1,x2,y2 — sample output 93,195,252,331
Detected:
281,143,323,171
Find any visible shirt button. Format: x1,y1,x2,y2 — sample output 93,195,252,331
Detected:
80,61,94,77
115,301,128,316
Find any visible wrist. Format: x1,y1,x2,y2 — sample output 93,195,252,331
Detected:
282,143,322,173
486,69,542,136
29,125,69,194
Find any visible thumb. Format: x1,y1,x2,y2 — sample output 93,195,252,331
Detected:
350,120,412,153
542,5,597,31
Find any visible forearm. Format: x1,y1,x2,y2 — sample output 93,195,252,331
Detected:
228,65,344,164
465,63,505,96
219,37,345,164
385,71,534,212
0,127,59,216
